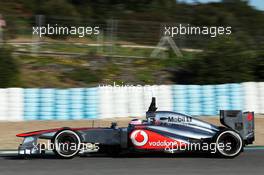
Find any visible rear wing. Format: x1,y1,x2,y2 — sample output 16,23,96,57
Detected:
220,110,254,145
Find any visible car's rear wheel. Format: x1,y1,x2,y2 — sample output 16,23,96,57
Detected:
52,129,81,159
215,129,243,158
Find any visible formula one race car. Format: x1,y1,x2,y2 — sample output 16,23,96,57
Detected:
16,98,255,158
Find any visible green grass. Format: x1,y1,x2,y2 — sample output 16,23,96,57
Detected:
11,41,201,87
14,52,179,87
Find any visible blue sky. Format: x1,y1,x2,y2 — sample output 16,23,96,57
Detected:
179,0,264,11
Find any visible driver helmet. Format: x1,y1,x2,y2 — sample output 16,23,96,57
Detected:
129,119,142,125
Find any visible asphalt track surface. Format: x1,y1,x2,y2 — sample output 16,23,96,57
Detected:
0,149,263,175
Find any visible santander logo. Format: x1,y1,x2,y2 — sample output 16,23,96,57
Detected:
130,130,148,146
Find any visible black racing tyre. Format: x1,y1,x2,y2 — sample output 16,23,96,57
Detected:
214,129,243,158
52,129,81,159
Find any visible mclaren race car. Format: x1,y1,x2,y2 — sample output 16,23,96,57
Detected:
16,98,255,158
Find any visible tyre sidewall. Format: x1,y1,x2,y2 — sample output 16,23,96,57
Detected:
52,129,81,159
214,129,243,158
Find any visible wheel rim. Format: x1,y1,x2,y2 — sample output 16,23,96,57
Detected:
216,130,242,157
54,130,81,157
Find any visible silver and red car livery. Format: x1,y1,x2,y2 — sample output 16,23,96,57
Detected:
16,97,254,158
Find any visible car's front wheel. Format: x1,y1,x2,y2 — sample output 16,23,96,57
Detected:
52,129,81,159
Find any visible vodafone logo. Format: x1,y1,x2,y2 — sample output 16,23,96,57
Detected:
130,130,148,146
